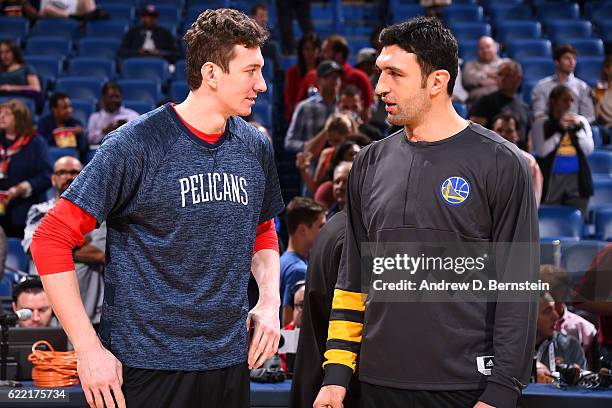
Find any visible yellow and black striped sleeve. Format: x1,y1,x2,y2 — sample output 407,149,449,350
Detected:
321,145,370,389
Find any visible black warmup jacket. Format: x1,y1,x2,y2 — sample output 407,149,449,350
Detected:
322,123,539,408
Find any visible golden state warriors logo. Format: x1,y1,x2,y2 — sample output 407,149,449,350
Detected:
440,176,470,206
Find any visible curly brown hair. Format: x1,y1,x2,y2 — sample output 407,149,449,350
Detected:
182,8,268,91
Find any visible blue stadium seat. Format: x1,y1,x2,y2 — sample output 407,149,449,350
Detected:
596,21,612,45
562,240,608,284
540,237,580,265
453,101,468,119
26,56,64,81
121,57,169,83
169,80,189,102
506,39,552,60
252,101,272,128
536,2,580,22
174,60,186,81
29,19,79,39
68,57,116,80
539,206,584,239
589,179,612,213
6,238,29,274
442,5,484,24
49,147,79,164
521,79,537,106
392,5,424,23
98,4,135,20
587,150,612,178
489,4,533,24
186,5,208,25
585,2,612,20
70,99,95,126
0,17,29,40
519,58,556,82
576,57,605,88
25,37,72,58
547,20,593,43
496,21,542,44
55,77,103,102
591,125,603,150
123,100,152,114
450,23,491,43
117,79,161,105
78,38,121,59
86,21,129,40
563,38,605,57
458,40,479,62
143,0,185,6
282,55,297,72
595,209,612,241
151,4,180,24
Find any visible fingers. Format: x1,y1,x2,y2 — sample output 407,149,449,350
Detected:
83,387,95,408
111,381,126,408
252,328,280,369
116,360,123,387
92,389,105,408
101,387,116,408
248,324,264,368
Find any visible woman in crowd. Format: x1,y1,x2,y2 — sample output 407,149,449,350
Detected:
0,100,52,238
595,55,612,145
284,32,321,121
0,41,41,95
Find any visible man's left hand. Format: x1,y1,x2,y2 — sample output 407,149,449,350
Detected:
246,302,280,369
474,402,495,408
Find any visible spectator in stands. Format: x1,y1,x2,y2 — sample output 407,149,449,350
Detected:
280,197,326,326
276,0,314,55
0,100,51,238
573,243,612,370
327,160,351,219
420,0,451,19
38,0,95,18
462,36,506,104
338,85,383,141
296,35,374,110
0,40,41,96
283,281,305,330
285,60,340,153
0,0,38,19
285,32,321,121
355,48,377,84
87,81,139,145
22,156,105,325
118,5,180,63
12,277,53,328
595,54,612,143
493,113,543,207
251,3,282,75
37,93,88,161
535,291,587,383
539,264,597,365
532,85,594,215
531,45,595,122
469,60,531,148
313,141,361,209
297,113,353,195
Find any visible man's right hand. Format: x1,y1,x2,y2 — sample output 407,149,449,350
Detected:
77,345,125,408
313,385,346,408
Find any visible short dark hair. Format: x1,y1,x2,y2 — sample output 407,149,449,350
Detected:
50,92,70,109
539,264,571,303
553,44,577,61
549,84,573,103
492,112,519,128
12,277,44,304
379,17,458,95
285,197,326,235
340,85,361,98
250,3,267,15
325,34,350,62
102,81,122,96
183,8,268,90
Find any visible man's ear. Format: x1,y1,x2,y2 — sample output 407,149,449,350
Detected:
429,69,450,97
201,62,218,89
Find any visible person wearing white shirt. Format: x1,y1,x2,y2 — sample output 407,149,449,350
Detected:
531,44,595,122
86,81,139,145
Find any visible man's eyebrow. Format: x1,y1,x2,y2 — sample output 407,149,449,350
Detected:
377,65,405,75
244,63,262,69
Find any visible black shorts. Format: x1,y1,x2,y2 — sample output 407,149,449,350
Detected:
361,381,484,408
121,363,250,408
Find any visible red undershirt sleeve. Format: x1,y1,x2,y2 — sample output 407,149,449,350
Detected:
30,198,97,276
254,219,279,254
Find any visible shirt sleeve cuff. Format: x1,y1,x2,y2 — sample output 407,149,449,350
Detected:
322,363,353,389
479,381,519,408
